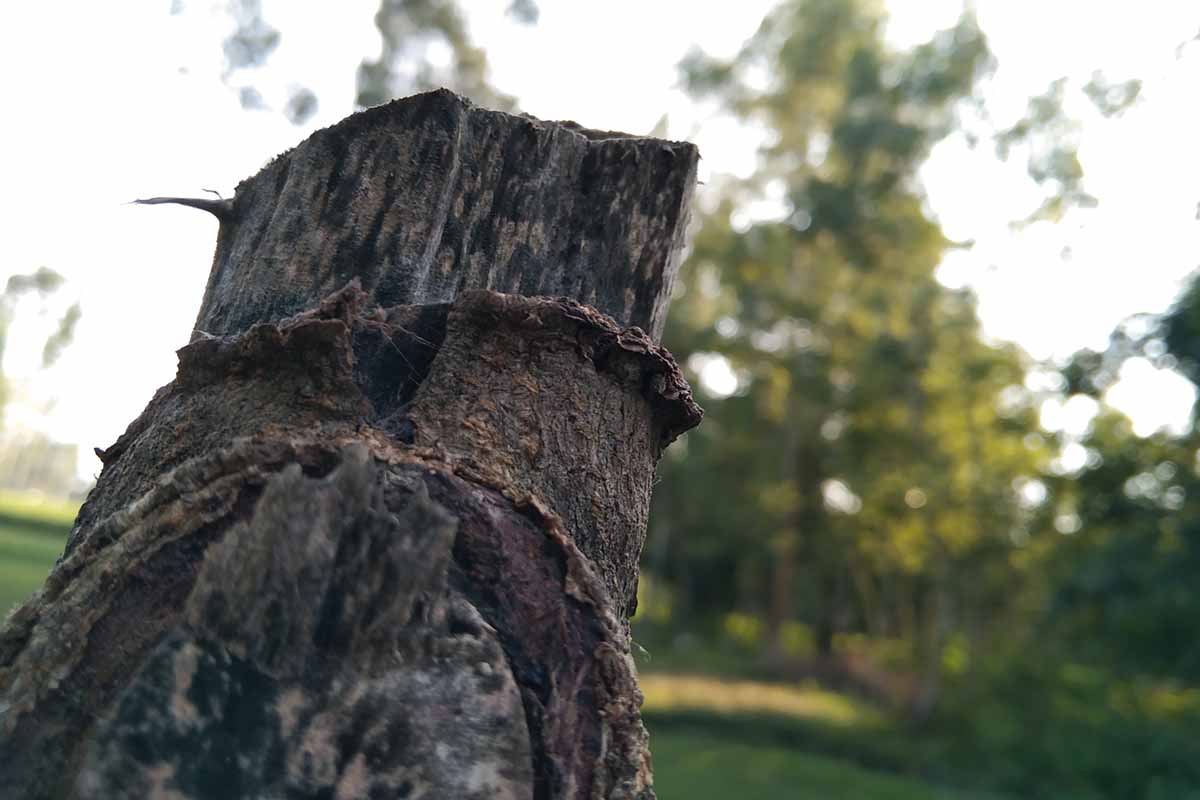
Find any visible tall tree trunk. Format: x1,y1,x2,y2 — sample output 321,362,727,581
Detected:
0,90,700,800
764,537,795,659
798,432,835,660
911,549,954,723
813,571,838,659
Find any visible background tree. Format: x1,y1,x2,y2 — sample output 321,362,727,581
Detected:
210,0,532,123
647,0,1065,716
1040,272,1200,683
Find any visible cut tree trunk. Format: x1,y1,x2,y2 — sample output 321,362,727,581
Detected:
0,89,700,800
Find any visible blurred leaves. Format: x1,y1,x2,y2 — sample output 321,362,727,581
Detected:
505,0,539,25
356,0,517,111
222,0,279,72
655,1,1043,685
283,88,318,125
995,78,1097,225
0,268,79,425
1082,71,1142,118
5,267,64,297
652,9,1200,763
213,0,523,124
42,303,80,369
1041,407,1200,681
217,0,305,117
1161,276,1200,393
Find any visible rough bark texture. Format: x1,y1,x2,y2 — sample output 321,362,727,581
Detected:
0,90,699,799
405,291,699,616
196,88,698,343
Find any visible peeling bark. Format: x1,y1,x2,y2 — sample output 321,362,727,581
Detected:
0,90,699,799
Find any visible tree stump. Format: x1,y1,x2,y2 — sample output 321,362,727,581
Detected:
0,89,700,799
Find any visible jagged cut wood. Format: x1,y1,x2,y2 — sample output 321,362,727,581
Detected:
196,89,698,343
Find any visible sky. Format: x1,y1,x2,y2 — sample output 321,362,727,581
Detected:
2,0,1199,479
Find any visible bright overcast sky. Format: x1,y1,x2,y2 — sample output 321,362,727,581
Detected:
3,1,1199,478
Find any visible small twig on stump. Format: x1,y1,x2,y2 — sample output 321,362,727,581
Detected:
129,196,233,221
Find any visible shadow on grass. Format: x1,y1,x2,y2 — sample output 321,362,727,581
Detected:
644,708,946,784
647,724,997,800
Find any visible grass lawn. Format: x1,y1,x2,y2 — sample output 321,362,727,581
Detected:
0,522,65,612
0,489,80,532
640,673,883,726
0,492,75,613
650,729,990,800
641,673,1008,800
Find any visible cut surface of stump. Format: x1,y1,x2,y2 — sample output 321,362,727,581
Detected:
197,88,698,343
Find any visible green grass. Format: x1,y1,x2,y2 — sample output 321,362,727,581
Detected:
650,729,992,800
639,673,1011,798
0,524,65,611
0,494,73,613
641,673,882,727
0,489,79,532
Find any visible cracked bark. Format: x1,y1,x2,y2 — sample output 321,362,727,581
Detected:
0,89,699,799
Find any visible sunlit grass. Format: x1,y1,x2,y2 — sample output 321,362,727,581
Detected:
0,489,79,530
638,669,981,793
640,673,882,727
1141,683,1200,718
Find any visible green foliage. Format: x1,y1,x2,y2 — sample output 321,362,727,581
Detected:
931,654,1200,799
994,78,1097,224
1161,275,1200,393
653,0,1047,697
356,0,520,111
1082,71,1142,118
649,9,1200,796
213,0,529,124
1044,341,1200,682
212,0,312,121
